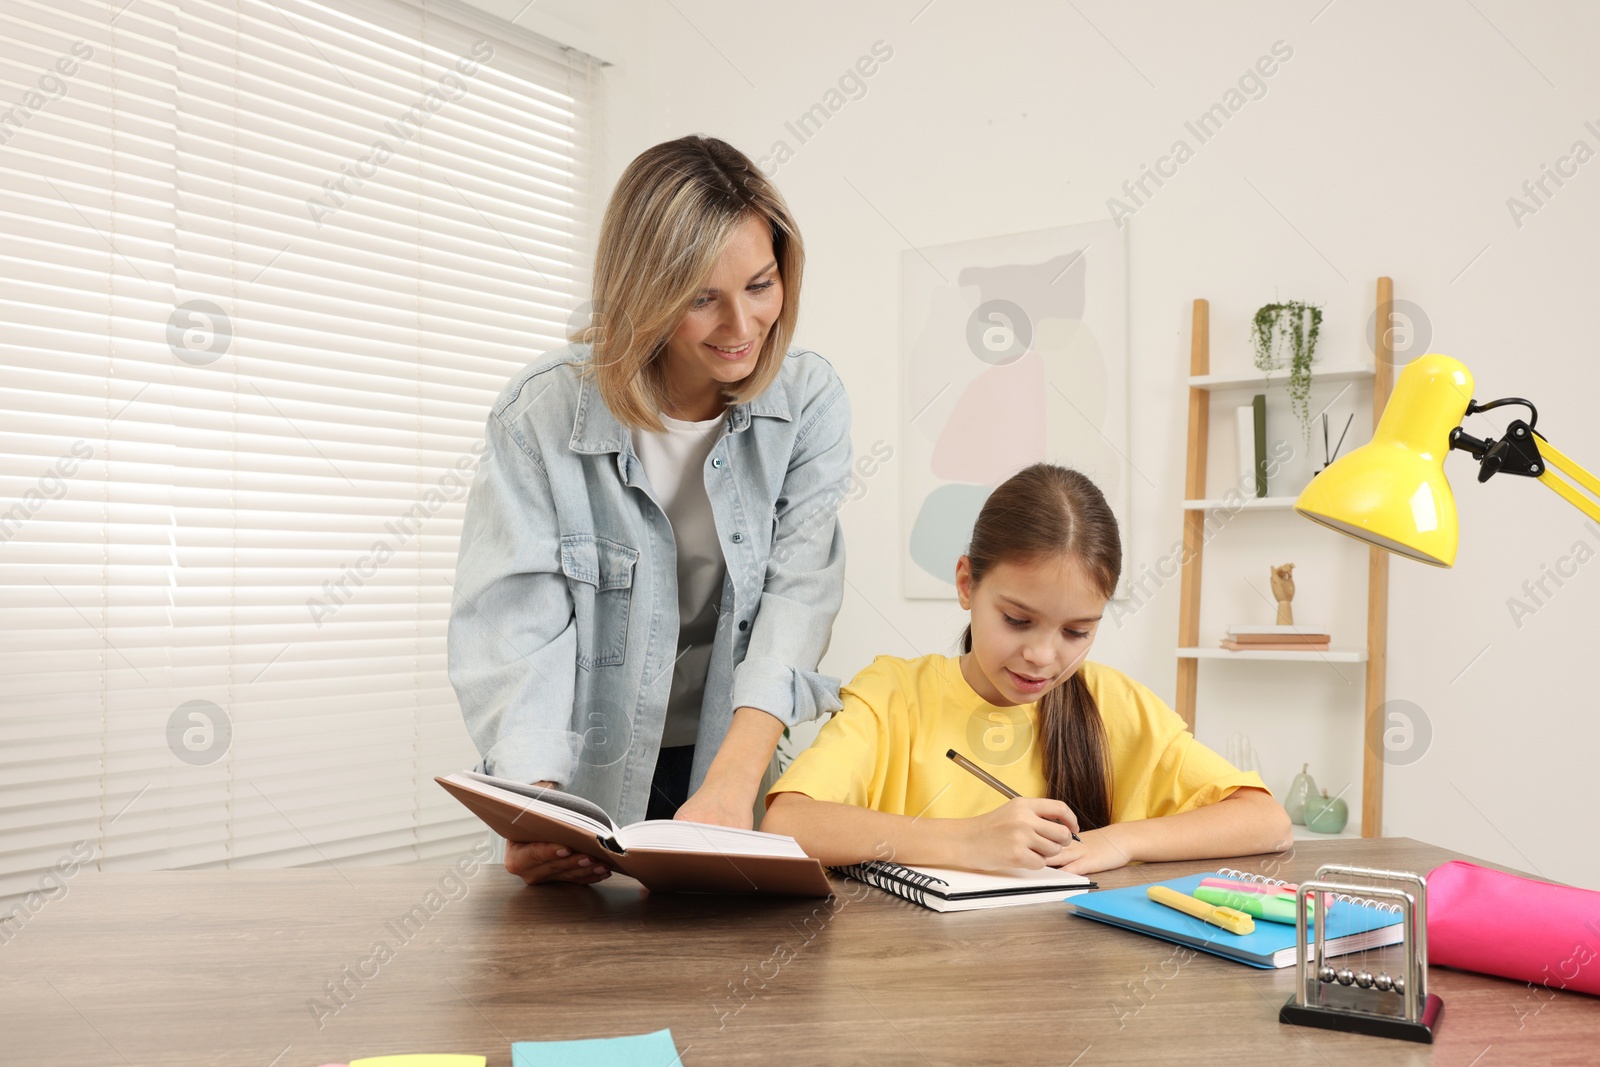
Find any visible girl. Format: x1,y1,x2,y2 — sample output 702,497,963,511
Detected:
764,464,1290,875
451,136,852,885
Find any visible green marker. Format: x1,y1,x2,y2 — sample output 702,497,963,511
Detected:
1193,886,1314,925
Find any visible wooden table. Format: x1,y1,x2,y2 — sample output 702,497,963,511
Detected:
3,837,1595,1066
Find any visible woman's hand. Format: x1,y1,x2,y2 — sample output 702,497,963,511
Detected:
667,706,781,830
503,781,612,885
958,797,1079,870
505,840,613,885
673,780,755,829
1044,826,1134,876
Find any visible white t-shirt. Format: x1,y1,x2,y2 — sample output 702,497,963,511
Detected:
631,411,728,748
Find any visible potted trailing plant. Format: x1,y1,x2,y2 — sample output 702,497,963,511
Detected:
1250,301,1322,444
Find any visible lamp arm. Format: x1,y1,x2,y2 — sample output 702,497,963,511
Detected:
1448,400,1600,524
1533,434,1600,525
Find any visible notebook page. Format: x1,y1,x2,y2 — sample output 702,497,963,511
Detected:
902,865,1093,895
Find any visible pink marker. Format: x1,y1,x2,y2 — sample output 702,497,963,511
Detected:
1200,876,1298,896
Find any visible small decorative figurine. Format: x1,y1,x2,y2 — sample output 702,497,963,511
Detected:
1270,563,1296,625
1285,763,1317,826
1305,788,1350,834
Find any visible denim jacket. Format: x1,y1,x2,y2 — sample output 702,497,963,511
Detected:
448,343,852,825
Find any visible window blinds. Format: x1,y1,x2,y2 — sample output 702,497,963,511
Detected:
0,0,598,904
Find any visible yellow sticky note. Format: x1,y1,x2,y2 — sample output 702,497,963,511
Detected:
349,1057,485,1067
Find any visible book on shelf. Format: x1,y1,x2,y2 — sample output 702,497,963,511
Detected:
1221,639,1331,652
436,771,831,897
1067,869,1405,969
1232,396,1268,498
1234,406,1254,498
834,860,1094,913
1252,393,1267,497
1226,624,1330,641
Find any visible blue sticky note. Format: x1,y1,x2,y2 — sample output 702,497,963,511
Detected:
512,1029,682,1067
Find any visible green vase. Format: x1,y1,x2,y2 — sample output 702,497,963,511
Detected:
1284,763,1316,826
1304,789,1349,834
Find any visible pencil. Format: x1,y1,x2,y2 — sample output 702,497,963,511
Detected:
945,748,1083,843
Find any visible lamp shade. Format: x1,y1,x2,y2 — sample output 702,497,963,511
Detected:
1295,354,1475,567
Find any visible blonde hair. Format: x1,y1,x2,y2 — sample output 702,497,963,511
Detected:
575,136,804,431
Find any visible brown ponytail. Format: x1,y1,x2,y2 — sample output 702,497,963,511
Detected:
959,464,1121,829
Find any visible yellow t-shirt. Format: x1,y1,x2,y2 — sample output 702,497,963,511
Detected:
768,653,1270,822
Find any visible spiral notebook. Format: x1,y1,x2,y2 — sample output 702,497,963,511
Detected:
1066,868,1405,968
834,861,1095,913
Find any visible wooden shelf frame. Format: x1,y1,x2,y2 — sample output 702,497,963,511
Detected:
1175,279,1396,838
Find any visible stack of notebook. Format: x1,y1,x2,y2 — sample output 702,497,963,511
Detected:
1221,624,1330,652
1067,870,1405,968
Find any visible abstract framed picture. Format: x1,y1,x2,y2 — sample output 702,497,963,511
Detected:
900,221,1130,598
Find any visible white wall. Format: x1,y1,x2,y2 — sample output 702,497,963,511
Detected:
467,0,1600,889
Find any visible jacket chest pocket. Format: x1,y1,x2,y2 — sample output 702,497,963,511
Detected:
560,535,638,669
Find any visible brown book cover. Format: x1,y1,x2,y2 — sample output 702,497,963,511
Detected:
1220,639,1331,652
436,772,832,897
1226,625,1330,641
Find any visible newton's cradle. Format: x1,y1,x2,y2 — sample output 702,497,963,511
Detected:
1278,864,1445,1043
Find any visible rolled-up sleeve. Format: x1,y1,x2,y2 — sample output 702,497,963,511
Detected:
448,409,581,786
730,373,852,727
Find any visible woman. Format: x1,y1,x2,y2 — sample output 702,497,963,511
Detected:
449,136,851,885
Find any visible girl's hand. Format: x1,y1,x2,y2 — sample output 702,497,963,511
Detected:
1044,827,1133,876
673,782,755,829
960,797,1079,870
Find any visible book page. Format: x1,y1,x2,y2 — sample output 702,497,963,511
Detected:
456,772,619,837
618,820,809,858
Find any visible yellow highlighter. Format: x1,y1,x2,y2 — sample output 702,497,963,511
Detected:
1147,885,1255,935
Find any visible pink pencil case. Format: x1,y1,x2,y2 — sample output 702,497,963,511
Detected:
1427,860,1600,996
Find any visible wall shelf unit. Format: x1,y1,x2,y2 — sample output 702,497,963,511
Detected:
1176,648,1368,664
1292,823,1365,841
1175,279,1397,838
1182,496,1299,511
1187,365,1377,389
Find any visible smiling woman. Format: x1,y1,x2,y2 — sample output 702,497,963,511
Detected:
449,136,854,886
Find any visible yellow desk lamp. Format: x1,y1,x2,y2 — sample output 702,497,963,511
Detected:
1295,353,1600,566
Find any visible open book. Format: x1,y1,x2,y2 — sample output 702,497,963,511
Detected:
835,860,1095,913
436,771,830,897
